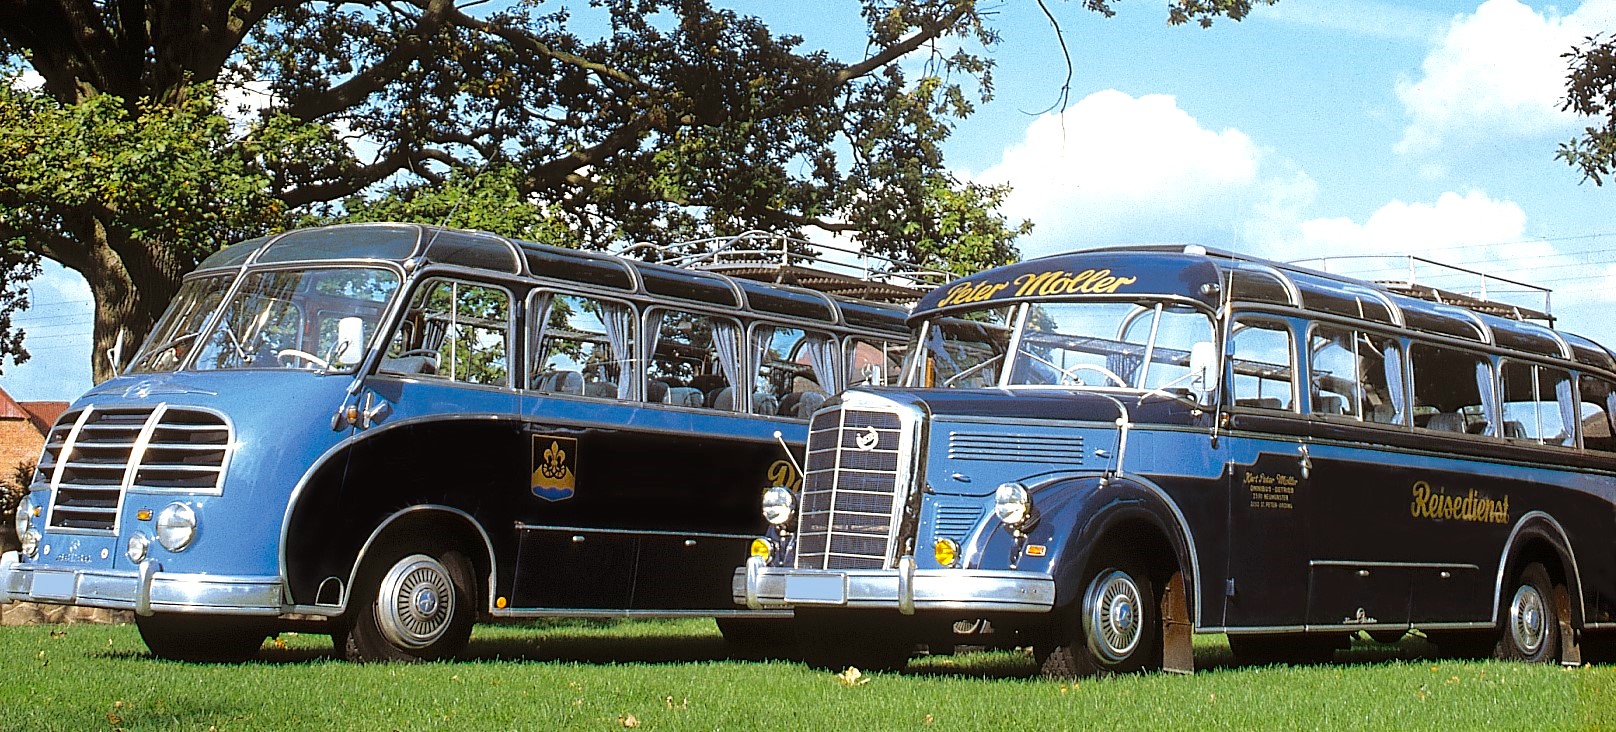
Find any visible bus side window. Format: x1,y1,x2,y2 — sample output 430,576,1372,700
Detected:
647,308,741,410
383,278,511,386
1410,343,1492,436
1578,374,1616,453
531,293,635,400
1230,317,1294,411
1502,360,1576,446
850,337,908,389
750,325,835,417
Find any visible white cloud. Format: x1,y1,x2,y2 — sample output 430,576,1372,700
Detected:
1395,0,1616,155
1253,0,1448,43
974,89,1291,259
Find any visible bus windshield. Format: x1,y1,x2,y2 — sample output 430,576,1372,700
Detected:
911,300,1216,391
130,267,400,375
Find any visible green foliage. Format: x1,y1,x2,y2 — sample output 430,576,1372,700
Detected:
1559,34,1616,185
2,0,1274,380
322,165,582,247
0,79,283,262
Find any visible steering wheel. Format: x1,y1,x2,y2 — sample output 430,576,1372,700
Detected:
1018,352,1129,387
277,349,330,370
1061,363,1129,387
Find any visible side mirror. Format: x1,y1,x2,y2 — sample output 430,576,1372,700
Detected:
333,316,365,367
1189,341,1219,402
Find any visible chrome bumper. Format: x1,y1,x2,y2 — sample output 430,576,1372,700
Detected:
0,551,283,617
734,555,1056,615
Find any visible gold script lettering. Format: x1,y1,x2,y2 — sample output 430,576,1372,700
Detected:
1409,481,1510,524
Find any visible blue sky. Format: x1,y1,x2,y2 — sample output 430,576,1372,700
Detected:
5,0,1615,401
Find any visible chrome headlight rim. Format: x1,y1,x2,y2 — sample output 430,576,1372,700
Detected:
761,485,795,527
993,482,1032,527
14,493,35,537
155,502,198,552
126,532,151,563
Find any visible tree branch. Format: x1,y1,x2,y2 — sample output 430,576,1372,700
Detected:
283,0,456,121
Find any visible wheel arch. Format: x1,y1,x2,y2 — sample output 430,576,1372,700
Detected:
342,504,497,615
1495,510,1585,629
1045,477,1198,625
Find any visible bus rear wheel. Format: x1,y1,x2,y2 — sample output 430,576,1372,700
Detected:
1494,562,1561,663
137,614,268,663
1040,559,1158,678
344,542,476,662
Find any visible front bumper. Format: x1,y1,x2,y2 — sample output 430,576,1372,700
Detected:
734,555,1056,614
0,551,283,617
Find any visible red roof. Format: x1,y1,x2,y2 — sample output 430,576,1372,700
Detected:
0,386,68,434
0,387,26,421
22,402,68,434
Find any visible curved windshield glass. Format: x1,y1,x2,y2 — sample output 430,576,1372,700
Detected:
186,267,400,374
909,301,1216,395
129,275,237,373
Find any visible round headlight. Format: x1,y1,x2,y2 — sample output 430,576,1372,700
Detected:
126,532,151,563
20,530,40,558
155,502,197,551
761,486,795,527
14,493,35,537
993,482,1032,527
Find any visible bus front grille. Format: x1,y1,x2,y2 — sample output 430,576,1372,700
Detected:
793,406,905,570
43,406,232,533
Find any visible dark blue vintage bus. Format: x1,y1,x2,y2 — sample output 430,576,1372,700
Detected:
1,223,925,661
738,244,1616,675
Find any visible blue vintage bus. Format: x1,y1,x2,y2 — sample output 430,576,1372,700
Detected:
1,223,923,661
738,244,1616,675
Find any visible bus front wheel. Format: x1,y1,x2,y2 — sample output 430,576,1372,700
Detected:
1040,558,1158,678
344,541,476,662
1494,561,1561,663
137,614,268,663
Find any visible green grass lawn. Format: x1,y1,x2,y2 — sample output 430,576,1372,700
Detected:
1,619,1612,731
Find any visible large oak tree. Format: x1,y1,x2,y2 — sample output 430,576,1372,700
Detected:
1,0,1269,382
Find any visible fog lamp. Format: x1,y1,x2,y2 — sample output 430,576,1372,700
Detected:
155,502,197,551
994,482,1032,527
126,532,151,563
20,530,40,558
749,538,774,561
761,486,795,527
933,538,960,567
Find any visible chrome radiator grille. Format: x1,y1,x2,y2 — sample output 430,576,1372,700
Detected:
793,406,906,569
42,406,232,533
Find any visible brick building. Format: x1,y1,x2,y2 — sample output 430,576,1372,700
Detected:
0,387,66,482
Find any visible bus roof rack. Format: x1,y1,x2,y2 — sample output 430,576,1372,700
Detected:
622,230,953,304
1292,254,1554,325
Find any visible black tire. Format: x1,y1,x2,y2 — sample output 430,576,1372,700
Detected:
795,610,913,672
716,617,799,659
137,614,268,663
1493,562,1561,663
1040,559,1158,678
344,541,476,662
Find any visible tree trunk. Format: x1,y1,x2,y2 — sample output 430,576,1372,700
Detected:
76,222,182,384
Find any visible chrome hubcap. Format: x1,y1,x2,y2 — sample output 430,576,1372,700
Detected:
1509,584,1547,656
377,555,455,649
1084,569,1144,662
